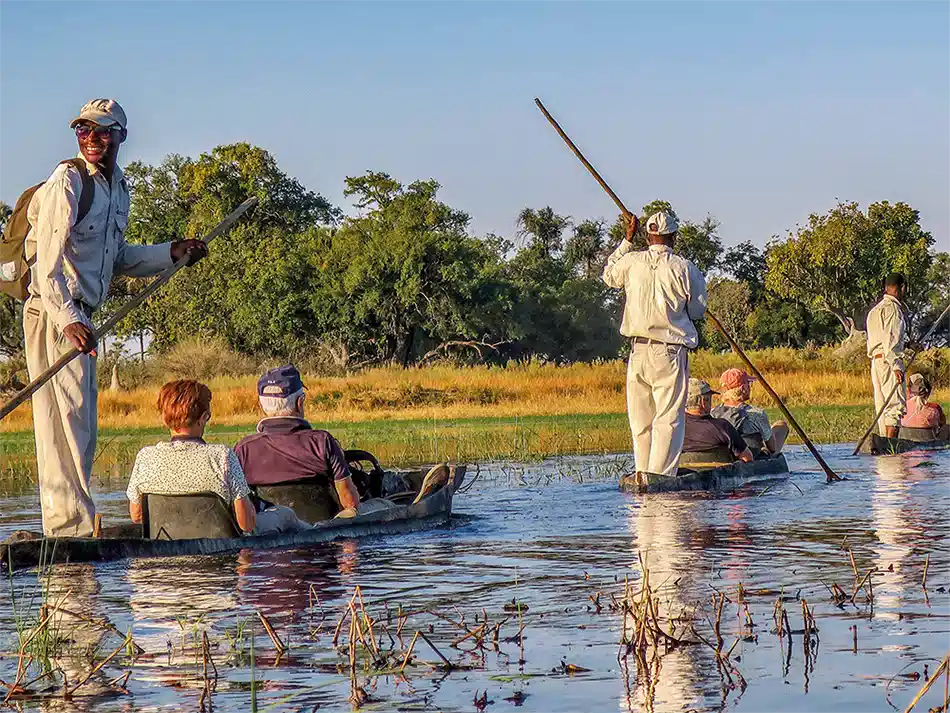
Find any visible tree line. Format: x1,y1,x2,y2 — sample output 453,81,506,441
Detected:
0,142,946,367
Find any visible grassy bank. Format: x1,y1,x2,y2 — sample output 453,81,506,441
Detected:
2,348,947,434
1,405,876,494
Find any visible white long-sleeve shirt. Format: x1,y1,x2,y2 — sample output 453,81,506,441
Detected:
26,154,174,331
602,241,707,348
866,293,906,370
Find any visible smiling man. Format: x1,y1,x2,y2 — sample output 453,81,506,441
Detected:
23,99,209,537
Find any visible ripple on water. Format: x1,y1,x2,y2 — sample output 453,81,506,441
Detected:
1,444,948,712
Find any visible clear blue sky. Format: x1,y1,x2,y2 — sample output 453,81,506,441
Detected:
2,2,947,247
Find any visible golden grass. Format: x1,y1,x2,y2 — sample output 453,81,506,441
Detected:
2,348,946,433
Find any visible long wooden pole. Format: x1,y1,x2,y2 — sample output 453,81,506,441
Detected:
852,301,950,455
535,97,842,482
0,196,258,422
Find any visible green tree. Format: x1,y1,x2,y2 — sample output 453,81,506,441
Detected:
310,173,514,366
564,218,609,279
764,200,935,337
721,241,766,301
701,277,753,350
111,143,340,355
516,206,570,257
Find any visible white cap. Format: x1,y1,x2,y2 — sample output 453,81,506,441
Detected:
645,211,678,236
69,99,127,130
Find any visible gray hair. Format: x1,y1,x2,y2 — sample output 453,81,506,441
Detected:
720,386,747,403
686,392,707,411
259,389,304,417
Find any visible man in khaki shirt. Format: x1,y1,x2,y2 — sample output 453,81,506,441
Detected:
865,273,907,438
603,211,707,477
24,99,208,536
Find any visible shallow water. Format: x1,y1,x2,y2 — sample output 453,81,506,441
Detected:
1,445,948,712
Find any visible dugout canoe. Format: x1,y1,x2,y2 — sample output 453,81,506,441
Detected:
619,453,789,494
857,433,950,455
0,465,466,572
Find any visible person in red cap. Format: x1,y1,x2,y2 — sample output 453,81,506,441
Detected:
711,368,788,455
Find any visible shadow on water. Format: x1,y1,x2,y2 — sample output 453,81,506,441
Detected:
1,445,948,712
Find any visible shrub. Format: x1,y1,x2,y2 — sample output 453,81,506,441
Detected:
150,337,257,382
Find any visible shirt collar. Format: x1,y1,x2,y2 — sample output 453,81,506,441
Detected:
74,152,124,183
170,435,206,444
648,244,672,254
882,293,903,307
256,416,313,434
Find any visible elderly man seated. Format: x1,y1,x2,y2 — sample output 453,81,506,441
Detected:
711,368,789,455
234,365,361,515
682,378,754,463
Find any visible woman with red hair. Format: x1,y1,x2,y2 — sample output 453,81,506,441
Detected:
125,379,309,535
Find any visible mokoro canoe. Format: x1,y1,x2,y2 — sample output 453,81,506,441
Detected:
857,434,950,455
0,465,466,572
619,453,789,494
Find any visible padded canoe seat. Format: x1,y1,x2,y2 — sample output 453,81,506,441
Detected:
899,425,950,442
254,480,341,524
143,492,240,540
679,446,736,467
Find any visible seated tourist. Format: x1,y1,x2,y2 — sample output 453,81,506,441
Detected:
711,368,789,455
902,373,947,430
234,365,361,515
126,379,310,535
683,378,755,463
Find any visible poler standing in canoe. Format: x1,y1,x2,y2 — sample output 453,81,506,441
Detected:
602,211,707,478
866,272,908,438
20,99,208,537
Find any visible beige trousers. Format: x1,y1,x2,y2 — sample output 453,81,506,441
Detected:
23,298,98,537
254,504,311,534
626,342,689,476
871,359,906,435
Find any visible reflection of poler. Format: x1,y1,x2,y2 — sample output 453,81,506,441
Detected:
602,211,707,477
866,273,907,437
24,99,209,537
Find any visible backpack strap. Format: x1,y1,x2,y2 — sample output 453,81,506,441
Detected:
60,158,96,224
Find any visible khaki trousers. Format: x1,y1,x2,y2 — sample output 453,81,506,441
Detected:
254,505,311,534
23,298,97,537
626,342,689,476
871,359,906,435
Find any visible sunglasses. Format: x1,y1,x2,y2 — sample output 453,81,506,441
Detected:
75,124,120,140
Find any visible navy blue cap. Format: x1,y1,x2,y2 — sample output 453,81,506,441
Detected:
258,365,305,397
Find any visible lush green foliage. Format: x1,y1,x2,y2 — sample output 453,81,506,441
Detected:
0,146,946,369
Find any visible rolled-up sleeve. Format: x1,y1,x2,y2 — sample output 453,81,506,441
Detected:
31,167,89,331
602,240,635,288
115,239,174,277
686,263,708,322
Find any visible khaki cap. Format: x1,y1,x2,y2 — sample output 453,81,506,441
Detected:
69,99,127,130
688,378,718,400
645,211,678,236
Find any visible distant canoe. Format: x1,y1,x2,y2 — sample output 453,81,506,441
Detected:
857,434,950,455
619,453,789,494
0,466,465,572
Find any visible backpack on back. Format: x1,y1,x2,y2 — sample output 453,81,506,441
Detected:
0,158,95,301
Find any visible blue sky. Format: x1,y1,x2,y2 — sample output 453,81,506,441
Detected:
2,2,948,247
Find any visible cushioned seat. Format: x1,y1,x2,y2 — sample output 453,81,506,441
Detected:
899,425,950,442
679,446,736,467
143,492,240,540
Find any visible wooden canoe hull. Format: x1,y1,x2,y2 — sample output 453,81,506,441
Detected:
0,466,465,572
857,435,950,455
619,453,789,494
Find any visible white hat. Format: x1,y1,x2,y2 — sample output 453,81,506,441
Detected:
69,99,127,130
645,211,678,236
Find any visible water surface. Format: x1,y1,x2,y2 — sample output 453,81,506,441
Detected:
1,445,948,712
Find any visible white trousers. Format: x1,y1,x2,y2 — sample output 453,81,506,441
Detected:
626,343,689,476
23,298,97,537
254,505,311,534
871,359,906,435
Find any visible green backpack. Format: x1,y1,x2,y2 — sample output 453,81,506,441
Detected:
0,158,95,300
